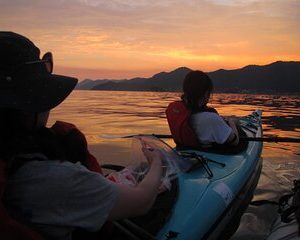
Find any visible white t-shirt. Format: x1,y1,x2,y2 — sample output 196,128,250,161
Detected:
190,112,232,145
4,157,119,240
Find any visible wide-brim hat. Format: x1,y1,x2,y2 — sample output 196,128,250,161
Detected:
0,32,78,112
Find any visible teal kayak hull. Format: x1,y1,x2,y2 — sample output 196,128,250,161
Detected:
157,110,263,240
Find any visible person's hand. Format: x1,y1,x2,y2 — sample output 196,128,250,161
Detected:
158,183,168,193
141,141,163,165
229,118,240,128
224,116,239,125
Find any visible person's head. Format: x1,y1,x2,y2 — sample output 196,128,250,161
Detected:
0,32,78,159
0,32,78,132
182,70,213,111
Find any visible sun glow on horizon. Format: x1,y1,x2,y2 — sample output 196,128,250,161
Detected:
1,0,299,80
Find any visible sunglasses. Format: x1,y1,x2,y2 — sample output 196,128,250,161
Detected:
22,52,53,74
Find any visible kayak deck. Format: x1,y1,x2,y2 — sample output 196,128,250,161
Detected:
156,110,263,240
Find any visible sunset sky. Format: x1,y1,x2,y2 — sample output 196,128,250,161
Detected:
1,0,299,80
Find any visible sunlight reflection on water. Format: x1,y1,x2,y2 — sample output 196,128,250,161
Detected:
49,90,300,160
48,90,300,239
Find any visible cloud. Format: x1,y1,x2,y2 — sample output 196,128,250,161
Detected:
78,0,184,9
0,0,299,79
207,0,260,6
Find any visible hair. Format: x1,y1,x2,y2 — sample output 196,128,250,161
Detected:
181,70,213,112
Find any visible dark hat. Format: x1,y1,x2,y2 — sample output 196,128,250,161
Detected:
0,32,78,112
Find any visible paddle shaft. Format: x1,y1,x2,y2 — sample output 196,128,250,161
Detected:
147,134,300,143
240,137,300,143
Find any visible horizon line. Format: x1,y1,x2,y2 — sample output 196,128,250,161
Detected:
56,59,300,82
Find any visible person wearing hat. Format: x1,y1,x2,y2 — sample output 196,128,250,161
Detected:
0,32,163,240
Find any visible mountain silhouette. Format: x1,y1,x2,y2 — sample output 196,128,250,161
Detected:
208,61,300,93
77,61,300,94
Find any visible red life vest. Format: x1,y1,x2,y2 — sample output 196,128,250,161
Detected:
51,121,102,174
0,121,102,240
166,101,200,148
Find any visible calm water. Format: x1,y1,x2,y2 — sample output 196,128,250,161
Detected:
49,90,300,239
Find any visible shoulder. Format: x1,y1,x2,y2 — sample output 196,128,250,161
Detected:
18,159,87,172
190,112,231,134
11,159,100,184
191,112,222,122
5,158,118,232
8,159,117,202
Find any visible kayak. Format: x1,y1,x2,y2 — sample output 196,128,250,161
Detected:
113,110,263,240
159,110,263,240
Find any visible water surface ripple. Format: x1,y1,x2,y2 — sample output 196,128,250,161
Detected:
49,90,300,239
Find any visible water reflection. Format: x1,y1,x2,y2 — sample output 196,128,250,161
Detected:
48,90,300,162
48,90,300,239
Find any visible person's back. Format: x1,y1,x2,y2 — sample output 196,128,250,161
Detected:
190,111,233,145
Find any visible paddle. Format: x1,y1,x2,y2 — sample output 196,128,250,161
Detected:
240,137,300,143
99,134,300,143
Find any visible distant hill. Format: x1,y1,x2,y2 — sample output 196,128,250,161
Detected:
76,61,300,94
90,67,191,92
75,79,122,90
208,61,300,93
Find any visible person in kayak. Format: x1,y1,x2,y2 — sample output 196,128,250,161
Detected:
184,70,239,146
0,32,163,240
166,70,239,148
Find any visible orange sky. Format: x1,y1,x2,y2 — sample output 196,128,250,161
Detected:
1,0,299,80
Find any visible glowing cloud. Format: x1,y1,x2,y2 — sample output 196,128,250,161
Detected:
0,0,299,79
